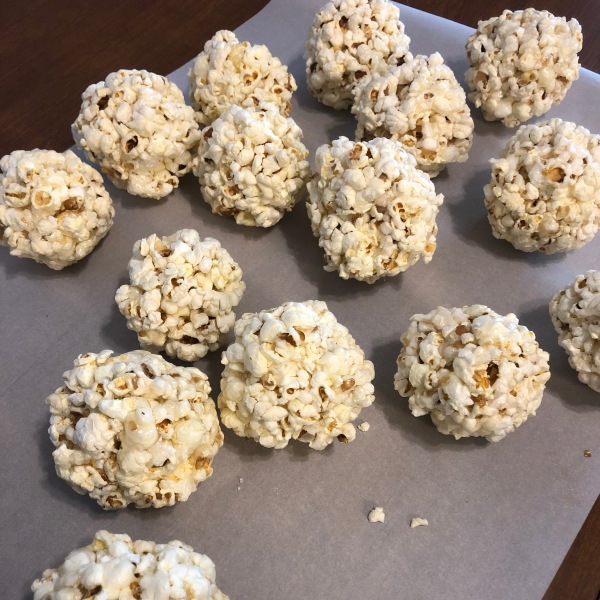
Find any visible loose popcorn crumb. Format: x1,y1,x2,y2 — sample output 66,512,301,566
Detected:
116,229,245,362
358,422,370,432
368,507,385,523
307,137,443,283
584,450,592,457
410,517,428,528
0,149,114,270
465,9,582,127
218,300,375,450
395,305,551,442
485,119,600,254
193,104,311,227
46,350,224,510
31,530,229,600
237,485,241,491
188,30,296,126
305,0,411,110
550,271,600,391
353,53,474,177
239,477,243,483
72,69,201,199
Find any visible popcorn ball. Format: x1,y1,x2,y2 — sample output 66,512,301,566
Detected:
0,149,114,270
484,118,600,254
219,300,375,450
193,104,311,227
307,137,443,283
31,530,229,600
353,53,474,176
465,9,582,127
305,0,411,110
394,305,550,441
72,69,201,199
47,350,224,509
188,30,296,126
116,229,245,361
550,271,600,392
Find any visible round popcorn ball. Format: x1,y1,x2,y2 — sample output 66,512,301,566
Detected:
72,69,201,199
193,104,311,227
352,53,474,177
219,300,375,450
31,530,229,600
188,30,296,126
307,137,443,283
116,229,245,362
550,271,600,392
484,118,600,254
465,9,582,127
394,305,550,442
0,149,114,270
305,0,411,110
47,350,224,510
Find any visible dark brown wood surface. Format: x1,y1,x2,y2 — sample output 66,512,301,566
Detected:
1,0,599,598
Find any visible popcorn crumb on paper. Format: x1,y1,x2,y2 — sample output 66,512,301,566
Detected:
410,518,428,528
368,507,385,523
358,422,370,432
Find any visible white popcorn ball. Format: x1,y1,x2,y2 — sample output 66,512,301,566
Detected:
218,300,375,450
484,118,600,254
353,53,474,177
465,9,582,127
116,229,245,361
307,137,443,283
550,271,600,392
47,350,224,509
31,530,229,600
0,149,114,270
193,104,311,227
305,0,411,110
72,69,201,199
188,30,296,126
394,305,550,442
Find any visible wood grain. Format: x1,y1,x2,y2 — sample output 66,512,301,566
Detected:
0,0,599,598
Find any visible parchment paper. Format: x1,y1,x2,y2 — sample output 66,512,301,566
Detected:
1,1,599,598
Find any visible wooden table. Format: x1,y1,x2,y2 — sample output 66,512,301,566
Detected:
1,1,599,598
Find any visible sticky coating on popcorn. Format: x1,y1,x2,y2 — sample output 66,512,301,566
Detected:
116,229,245,361
72,69,201,199
484,118,600,254
47,350,224,510
307,137,443,283
193,104,311,227
0,149,114,270
465,9,582,127
188,30,296,126
305,0,411,110
218,300,375,450
31,530,229,600
394,305,550,442
353,53,474,177
550,271,600,392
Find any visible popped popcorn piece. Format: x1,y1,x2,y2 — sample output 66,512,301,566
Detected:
550,270,600,392
188,30,296,126
465,9,582,127
31,530,229,600
353,53,474,177
305,0,411,110
368,507,385,523
410,517,428,528
72,69,201,199
307,137,443,283
116,229,245,362
358,421,370,431
218,300,375,450
0,149,114,270
193,104,311,227
46,350,223,509
395,305,550,442
484,118,600,254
